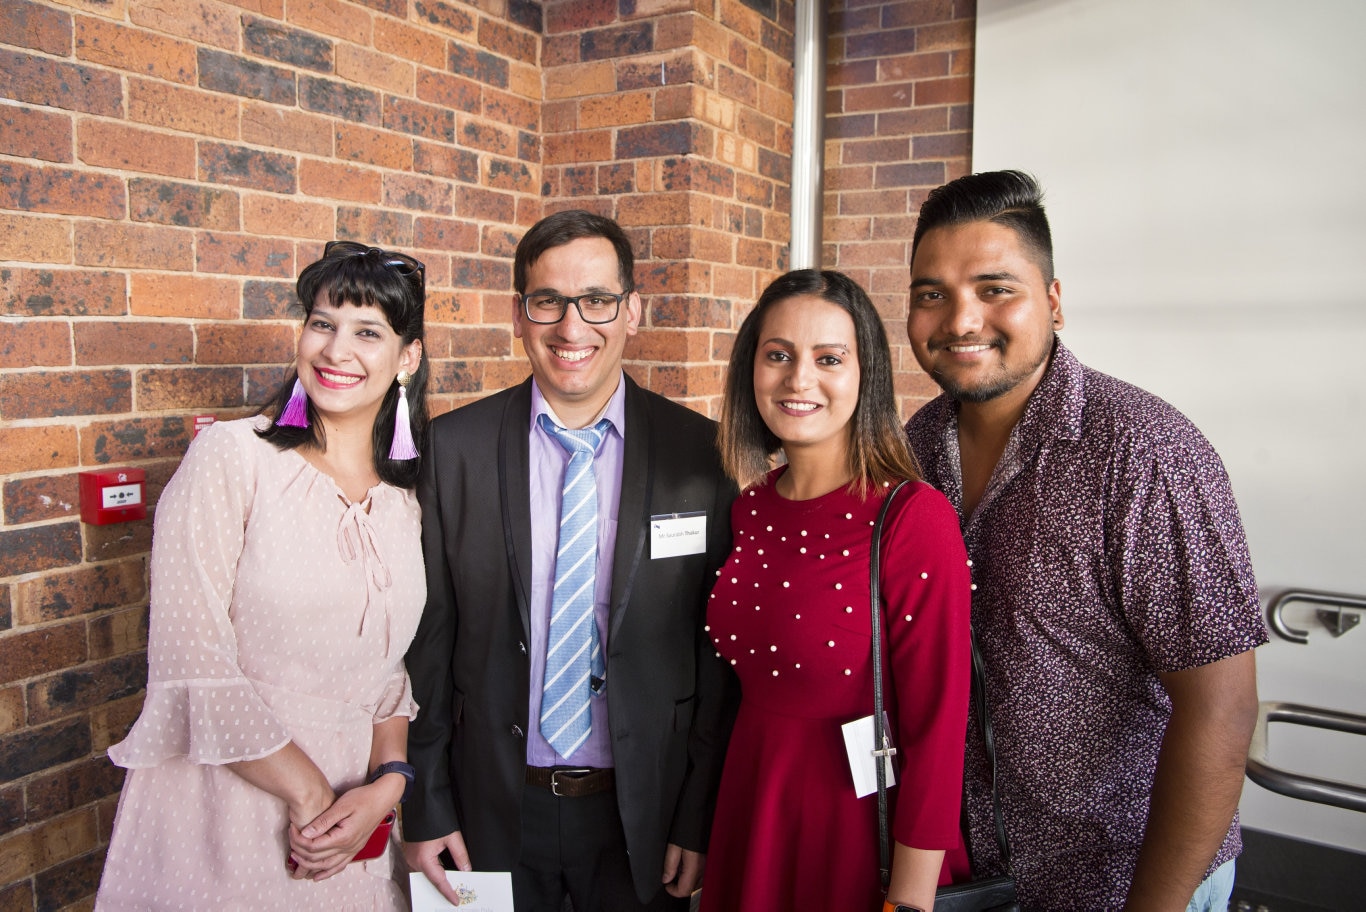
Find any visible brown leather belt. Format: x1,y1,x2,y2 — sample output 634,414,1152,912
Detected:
525,766,615,798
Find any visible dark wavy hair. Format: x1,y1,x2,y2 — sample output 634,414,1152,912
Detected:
718,269,921,497
514,209,635,295
912,169,1055,282
256,243,429,489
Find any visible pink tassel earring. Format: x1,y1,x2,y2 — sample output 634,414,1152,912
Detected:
276,377,309,428
389,370,418,460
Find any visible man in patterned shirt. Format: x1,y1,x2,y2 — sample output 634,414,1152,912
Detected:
903,170,1267,911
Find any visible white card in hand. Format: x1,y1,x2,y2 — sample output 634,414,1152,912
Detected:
841,713,896,798
409,870,515,911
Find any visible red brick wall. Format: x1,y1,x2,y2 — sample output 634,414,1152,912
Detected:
0,0,970,906
539,0,797,416
825,0,975,418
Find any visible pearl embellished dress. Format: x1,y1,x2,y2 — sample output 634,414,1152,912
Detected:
700,470,972,911
95,418,425,911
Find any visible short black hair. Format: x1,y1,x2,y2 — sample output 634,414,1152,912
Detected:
514,209,635,295
257,243,428,488
718,269,921,496
912,169,1055,282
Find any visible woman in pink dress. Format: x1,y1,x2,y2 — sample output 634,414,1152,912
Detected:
96,243,429,911
700,270,972,912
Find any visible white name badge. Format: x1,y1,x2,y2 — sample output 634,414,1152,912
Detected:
650,512,707,559
841,713,896,798
410,870,515,911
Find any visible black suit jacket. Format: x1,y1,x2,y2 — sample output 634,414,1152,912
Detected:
405,376,739,901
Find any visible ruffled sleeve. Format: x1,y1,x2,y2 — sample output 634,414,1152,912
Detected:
370,666,418,724
108,421,292,768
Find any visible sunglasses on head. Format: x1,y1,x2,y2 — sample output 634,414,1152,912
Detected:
323,240,425,277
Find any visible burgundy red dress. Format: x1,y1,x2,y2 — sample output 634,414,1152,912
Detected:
700,470,972,911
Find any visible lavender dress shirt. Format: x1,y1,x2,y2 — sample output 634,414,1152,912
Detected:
525,377,627,769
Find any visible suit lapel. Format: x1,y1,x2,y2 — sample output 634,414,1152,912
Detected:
609,377,652,641
498,379,535,641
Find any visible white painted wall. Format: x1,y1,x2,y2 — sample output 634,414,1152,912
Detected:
974,0,1366,851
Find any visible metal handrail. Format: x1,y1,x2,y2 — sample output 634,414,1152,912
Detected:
1245,701,1366,813
1266,588,1366,644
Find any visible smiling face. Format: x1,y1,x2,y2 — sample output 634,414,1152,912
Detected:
512,235,641,427
907,219,1063,409
752,294,860,462
295,297,422,432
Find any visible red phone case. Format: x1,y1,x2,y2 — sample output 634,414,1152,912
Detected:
353,809,397,861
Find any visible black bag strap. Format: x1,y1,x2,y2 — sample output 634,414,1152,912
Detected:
870,481,907,890
970,624,1012,873
871,481,1012,892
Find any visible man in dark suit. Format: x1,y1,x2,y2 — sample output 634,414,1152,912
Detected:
403,210,739,911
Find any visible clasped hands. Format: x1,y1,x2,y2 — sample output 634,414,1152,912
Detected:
287,777,404,881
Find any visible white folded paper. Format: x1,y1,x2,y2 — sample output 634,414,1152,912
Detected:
841,713,897,798
409,870,515,912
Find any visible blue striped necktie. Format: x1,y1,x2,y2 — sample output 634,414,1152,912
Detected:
537,414,611,758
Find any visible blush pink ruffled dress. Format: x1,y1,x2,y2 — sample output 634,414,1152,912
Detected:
95,418,426,912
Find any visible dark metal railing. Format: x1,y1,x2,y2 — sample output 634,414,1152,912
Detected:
1246,701,1366,813
1265,589,1364,645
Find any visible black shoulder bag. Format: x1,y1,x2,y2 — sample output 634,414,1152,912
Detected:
871,482,1020,912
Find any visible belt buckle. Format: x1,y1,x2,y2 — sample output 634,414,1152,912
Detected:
549,768,593,797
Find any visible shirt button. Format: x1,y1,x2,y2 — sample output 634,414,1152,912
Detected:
510,724,524,738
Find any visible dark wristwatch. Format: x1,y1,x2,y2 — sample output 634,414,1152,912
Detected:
368,760,416,804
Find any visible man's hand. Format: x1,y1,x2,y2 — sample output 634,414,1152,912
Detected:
662,843,705,899
404,831,473,906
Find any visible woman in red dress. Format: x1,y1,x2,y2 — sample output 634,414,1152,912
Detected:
700,270,972,912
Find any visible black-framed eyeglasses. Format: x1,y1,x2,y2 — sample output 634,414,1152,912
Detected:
520,292,628,325
324,240,425,277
